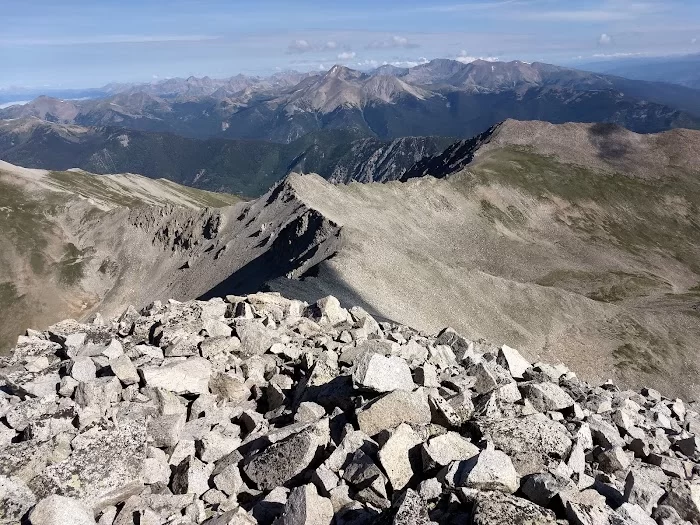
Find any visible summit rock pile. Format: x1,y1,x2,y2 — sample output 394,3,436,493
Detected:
0,292,699,524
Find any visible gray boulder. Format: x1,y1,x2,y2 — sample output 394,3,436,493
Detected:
378,423,422,491
28,418,146,510
356,389,431,436
273,483,333,525
521,382,574,412
244,427,325,490
566,502,629,525
496,345,531,380
478,413,573,475
109,355,139,385
471,491,557,525
140,357,212,395
446,447,520,494
352,352,415,393
28,495,96,525
663,480,700,524
0,475,37,524
392,489,436,525
421,432,479,471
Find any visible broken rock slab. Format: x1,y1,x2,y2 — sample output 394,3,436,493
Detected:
273,483,334,525
28,495,96,525
446,447,520,494
243,426,326,491
378,423,422,491
352,352,415,393
140,357,212,395
28,417,146,511
356,389,431,436
471,491,557,525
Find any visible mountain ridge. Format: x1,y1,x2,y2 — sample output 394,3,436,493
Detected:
1,119,699,399
4,59,700,144
0,118,453,195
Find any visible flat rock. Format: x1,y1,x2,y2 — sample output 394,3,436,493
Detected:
478,413,573,475
28,417,146,510
471,491,557,525
521,382,574,412
566,502,629,525
357,389,431,436
140,357,212,395
421,432,479,471
28,495,96,525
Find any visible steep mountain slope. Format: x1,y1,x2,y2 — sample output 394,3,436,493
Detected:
0,118,452,195
3,60,700,143
0,161,240,353
262,122,700,399
3,121,699,399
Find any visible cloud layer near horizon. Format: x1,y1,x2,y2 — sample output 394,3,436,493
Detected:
2,0,699,88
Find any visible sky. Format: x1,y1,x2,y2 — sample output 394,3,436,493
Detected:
2,0,700,89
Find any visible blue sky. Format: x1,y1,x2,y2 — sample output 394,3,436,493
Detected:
2,0,700,88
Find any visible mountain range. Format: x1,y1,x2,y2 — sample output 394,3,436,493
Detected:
3,59,700,144
0,118,452,196
1,119,699,399
3,58,700,197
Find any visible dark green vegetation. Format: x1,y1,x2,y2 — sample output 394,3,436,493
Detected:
0,123,452,196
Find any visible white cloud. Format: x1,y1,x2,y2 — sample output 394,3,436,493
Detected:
598,33,613,45
287,39,347,54
355,59,380,69
353,57,429,70
337,51,356,60
366,35,419,49
287,39,312,53
456,50,499,63
692,38,698,44
387,58,429,68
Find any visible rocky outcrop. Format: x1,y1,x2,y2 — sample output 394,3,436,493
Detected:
0,292,698,524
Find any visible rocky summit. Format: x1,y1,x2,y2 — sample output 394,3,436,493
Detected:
0,292,698,525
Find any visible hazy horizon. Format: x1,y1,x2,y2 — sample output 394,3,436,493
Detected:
3,0,700,90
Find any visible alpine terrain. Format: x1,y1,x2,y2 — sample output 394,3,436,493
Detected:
3,59,700,198
2,120,699,401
